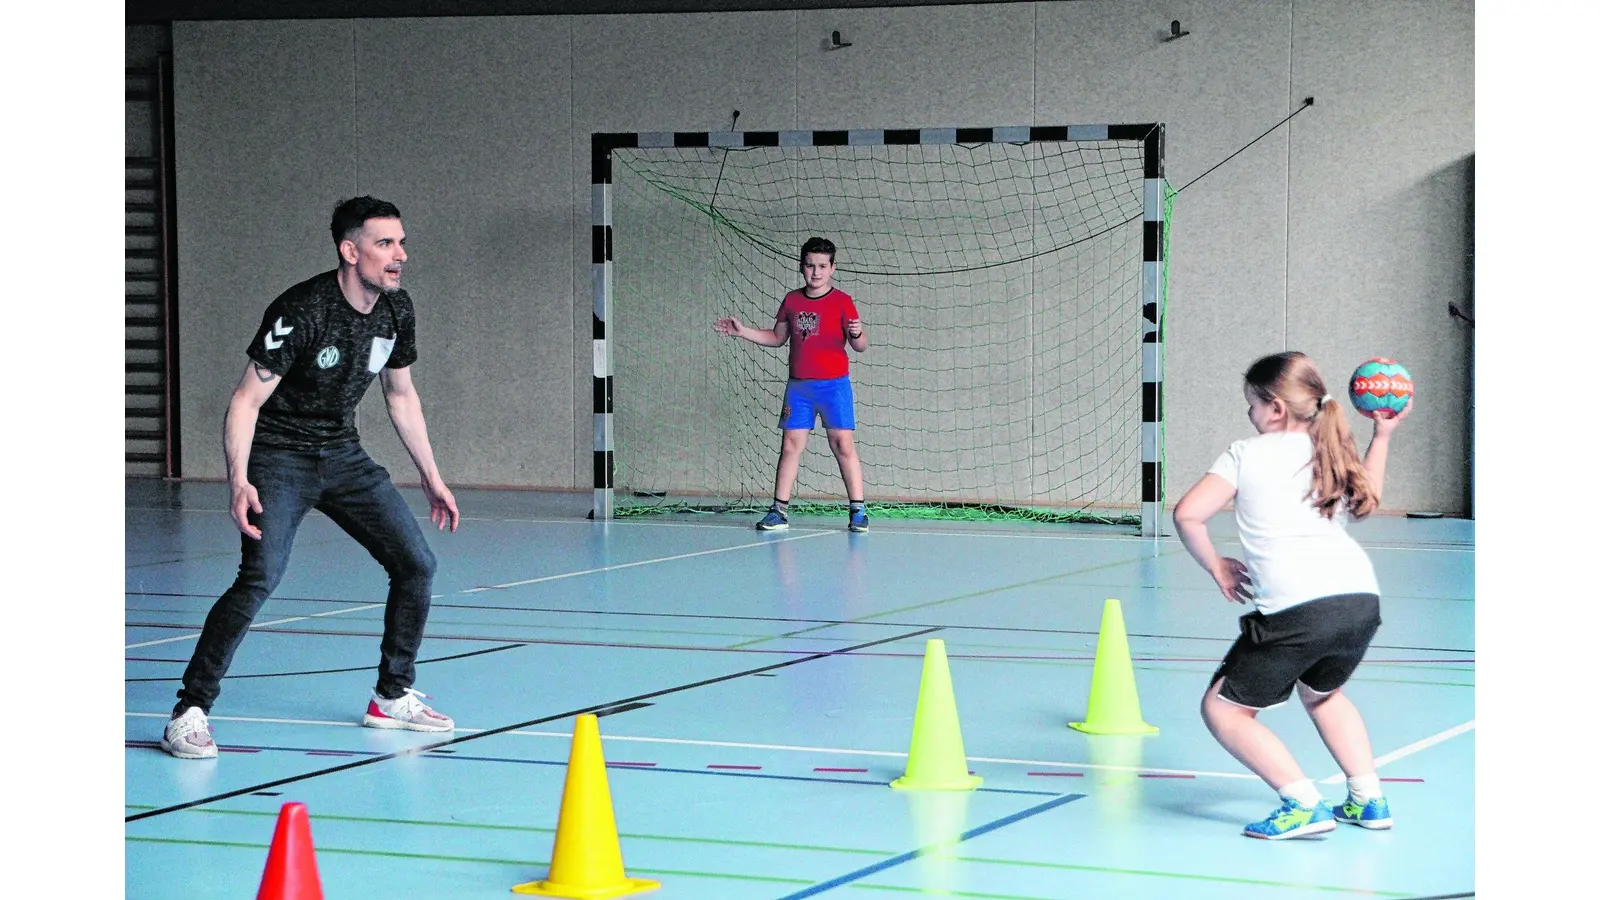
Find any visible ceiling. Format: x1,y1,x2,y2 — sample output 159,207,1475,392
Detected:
126,0,1033,24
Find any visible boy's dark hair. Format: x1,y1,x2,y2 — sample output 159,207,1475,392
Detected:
331,196,402,246
800,236,836,262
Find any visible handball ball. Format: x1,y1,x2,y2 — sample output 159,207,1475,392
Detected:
1348,358,1413,419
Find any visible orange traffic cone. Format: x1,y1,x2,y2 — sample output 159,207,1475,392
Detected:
256,802,324,900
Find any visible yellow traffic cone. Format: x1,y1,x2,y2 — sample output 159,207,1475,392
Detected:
1068,599,1158,735
512,714,660,898
891,639,982,791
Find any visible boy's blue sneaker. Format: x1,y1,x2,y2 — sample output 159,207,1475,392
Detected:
756,508,789,531
848,507,869,533
1242,798,1336,840
1334,795,1393,830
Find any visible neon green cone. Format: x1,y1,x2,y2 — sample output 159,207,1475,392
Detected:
1069,599,1159,735
891,639,983,791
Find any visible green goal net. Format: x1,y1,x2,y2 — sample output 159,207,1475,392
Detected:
604,131,1166,526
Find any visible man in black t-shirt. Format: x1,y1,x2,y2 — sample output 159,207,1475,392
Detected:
162,197,461,759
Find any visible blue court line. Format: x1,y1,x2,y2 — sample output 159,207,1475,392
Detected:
774,792,1085,899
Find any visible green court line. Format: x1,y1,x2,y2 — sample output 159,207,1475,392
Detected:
918,856,1413,897
715,550,1175,654
122,614,1477,687
124,805,885,856
849,886,1073,900
859,550,1180,623
1065,584,1475,604
124,816,1411,896
799,633,1477,669
124,610,773,642
896,655,1473,688
727,621,858,650
123,836,810,885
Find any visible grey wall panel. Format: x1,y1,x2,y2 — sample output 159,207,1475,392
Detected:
1036,0,1295,508
1288,0,1474,513
161,2,1474,514
351,17,576,488
127,22,169,162
173,20,357,479
126,23,171,65
793,3,1037,130
572,11,799,492
126,103,156,158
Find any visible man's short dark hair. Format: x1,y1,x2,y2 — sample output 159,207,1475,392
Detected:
800,236,836,262
331,196,402,246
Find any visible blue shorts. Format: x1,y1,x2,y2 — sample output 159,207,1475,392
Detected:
781,376,856,431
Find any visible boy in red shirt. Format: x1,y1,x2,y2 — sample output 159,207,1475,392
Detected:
713,236,870,532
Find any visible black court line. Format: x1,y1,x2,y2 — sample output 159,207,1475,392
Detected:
126,625,942,823
124,535,356,570
123,611,1474,656
127,591,375,602
591,701,652,717
124,643,527,683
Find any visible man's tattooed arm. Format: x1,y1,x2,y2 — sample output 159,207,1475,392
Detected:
253,363,278,383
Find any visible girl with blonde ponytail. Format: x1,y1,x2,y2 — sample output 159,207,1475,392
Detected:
1173,351,1411,841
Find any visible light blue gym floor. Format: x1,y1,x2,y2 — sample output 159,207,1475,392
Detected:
125,478,1474,899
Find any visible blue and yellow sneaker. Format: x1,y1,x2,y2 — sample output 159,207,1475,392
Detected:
756,507,789,531
1242,798,1337,840
1334,795,1393,830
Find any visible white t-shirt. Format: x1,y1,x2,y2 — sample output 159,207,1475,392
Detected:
1207,431,1379,615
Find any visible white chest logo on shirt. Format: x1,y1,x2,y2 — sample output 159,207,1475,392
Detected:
368,335,397,373
315,346,340,369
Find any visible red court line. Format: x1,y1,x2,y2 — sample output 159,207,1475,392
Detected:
124,728,1428,785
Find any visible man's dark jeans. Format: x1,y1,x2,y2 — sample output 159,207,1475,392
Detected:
174,442,436,715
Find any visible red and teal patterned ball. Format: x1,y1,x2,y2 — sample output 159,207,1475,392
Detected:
1348,358,1413,419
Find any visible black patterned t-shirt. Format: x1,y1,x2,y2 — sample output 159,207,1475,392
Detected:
245,270,419,451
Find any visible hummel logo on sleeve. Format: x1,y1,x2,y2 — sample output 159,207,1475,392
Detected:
262,317,294,351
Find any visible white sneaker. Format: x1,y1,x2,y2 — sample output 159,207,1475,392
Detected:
161,707,218,759
362,688,454,732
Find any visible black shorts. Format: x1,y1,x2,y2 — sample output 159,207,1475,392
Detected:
1210,593,1381,710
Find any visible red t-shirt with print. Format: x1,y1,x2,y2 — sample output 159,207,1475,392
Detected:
776,287,859,380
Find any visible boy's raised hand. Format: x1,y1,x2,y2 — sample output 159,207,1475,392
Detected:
713,316,743,338
845,317,863,339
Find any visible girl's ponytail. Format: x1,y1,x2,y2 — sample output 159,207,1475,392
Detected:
1308,396,1378,519
1244,352,1378,520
